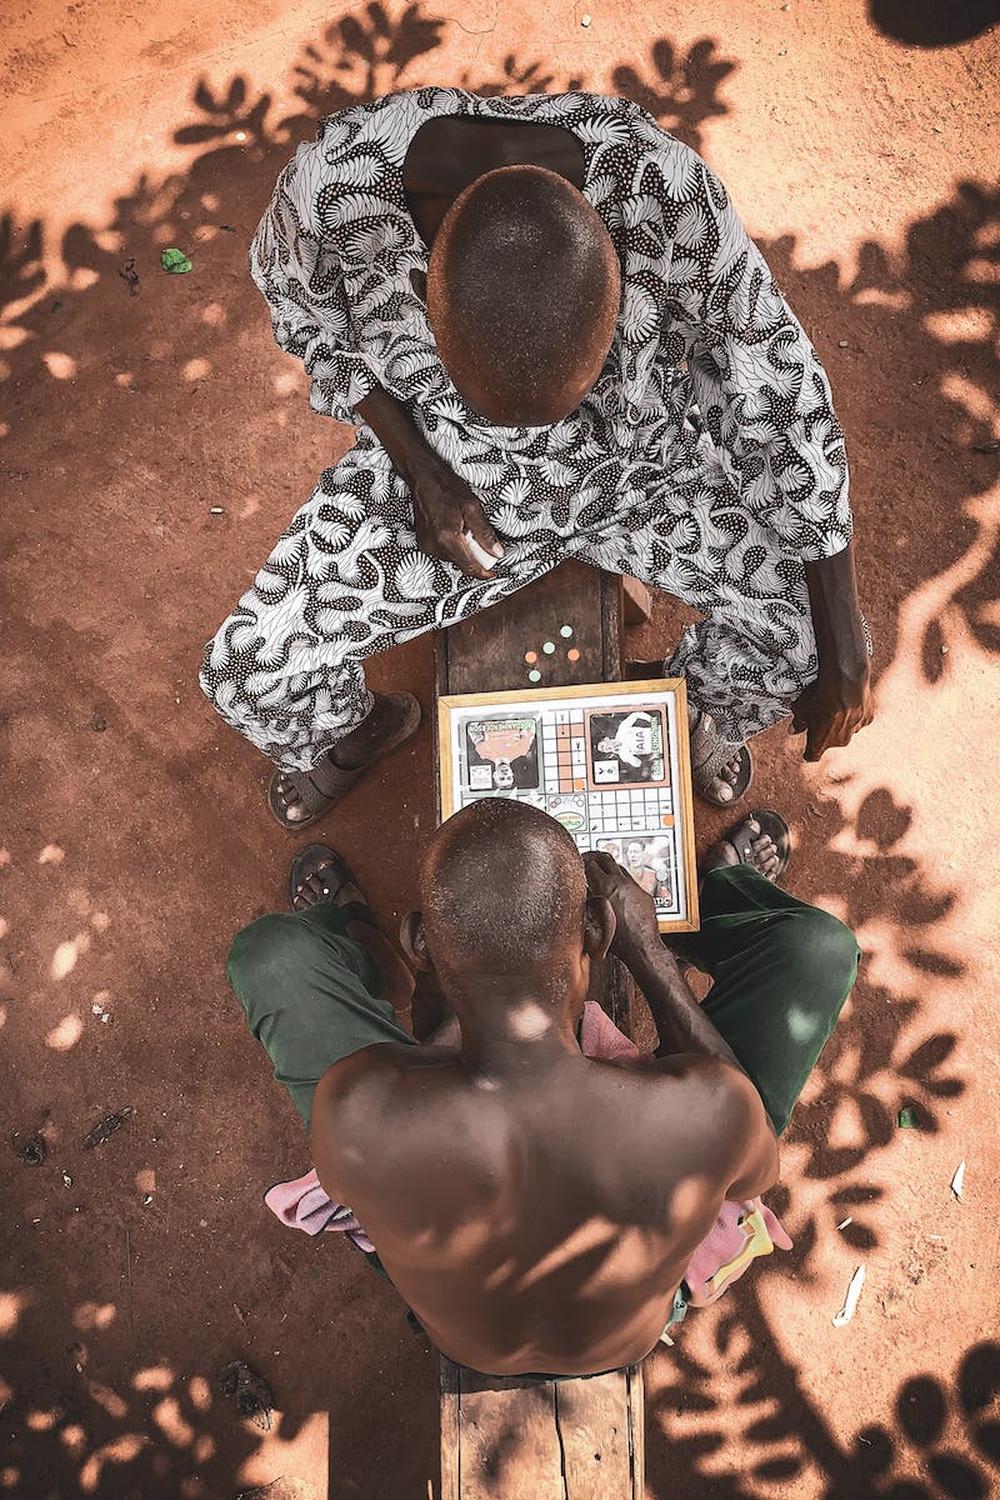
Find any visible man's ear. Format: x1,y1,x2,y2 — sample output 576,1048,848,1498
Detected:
400,910,433,972
584,896,615,963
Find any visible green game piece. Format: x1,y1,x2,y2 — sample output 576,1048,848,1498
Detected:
897,1106,919,1129
542,641,556,654
161,247,193,274
560,625,574,638
528,669,541,683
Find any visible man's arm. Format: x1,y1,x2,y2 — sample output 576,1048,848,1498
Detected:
253,142,501,581
585,852,743,1069
356,386,502,579
656,142,874,760
584,852,779,1198
794,543,874,759
624,933,741,1069
628,944,778,1199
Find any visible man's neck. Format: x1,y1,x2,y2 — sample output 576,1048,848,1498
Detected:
446,970,584,1080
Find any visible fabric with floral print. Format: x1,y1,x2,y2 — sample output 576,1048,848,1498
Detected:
201,88,852,771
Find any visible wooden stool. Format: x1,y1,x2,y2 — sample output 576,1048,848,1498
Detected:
434,560,633,1030
440,1359,644,1499
433,562,647,1494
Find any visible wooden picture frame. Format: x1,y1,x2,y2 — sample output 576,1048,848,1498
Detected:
438,678,700,933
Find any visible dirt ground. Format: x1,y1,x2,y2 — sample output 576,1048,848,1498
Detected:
2,1,999,1496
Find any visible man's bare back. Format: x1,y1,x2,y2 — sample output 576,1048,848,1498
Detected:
311,801,777,1376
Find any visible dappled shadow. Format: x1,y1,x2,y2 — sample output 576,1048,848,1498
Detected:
647,1312,999,1500
760,179,999,691
2,3,995,1495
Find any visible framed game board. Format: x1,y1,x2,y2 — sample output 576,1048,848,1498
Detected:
438,679,699,933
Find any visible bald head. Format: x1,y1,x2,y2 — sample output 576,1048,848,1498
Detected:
420,799,587,977
427,165,621,427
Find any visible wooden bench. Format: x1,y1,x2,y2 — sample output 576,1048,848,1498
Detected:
440,1358,644,1499
434,561,646,1030
433,562,647,1498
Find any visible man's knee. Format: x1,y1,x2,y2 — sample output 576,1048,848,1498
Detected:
226,913,315,1010
776,906,859,1012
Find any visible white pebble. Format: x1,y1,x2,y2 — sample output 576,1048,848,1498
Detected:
581,13,592,25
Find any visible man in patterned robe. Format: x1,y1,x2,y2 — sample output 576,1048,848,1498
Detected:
200,89,873,828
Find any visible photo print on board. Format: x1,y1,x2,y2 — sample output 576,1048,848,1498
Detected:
619,833,677,909
464,715,542,792
586,707,670,788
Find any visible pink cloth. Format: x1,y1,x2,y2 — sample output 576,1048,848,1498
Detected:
264,1172,375,1255
265,1001,791,1301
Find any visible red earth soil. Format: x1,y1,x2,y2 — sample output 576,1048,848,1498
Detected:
1,2,998,1496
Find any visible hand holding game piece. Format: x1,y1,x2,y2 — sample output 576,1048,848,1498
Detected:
407,450,503,578
463,530,505,572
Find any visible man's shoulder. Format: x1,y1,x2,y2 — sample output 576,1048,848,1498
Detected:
314,1038,411,1109
639,1053,765,1137
313,1041,467,1135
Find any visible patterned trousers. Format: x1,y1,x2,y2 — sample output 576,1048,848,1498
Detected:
200,431,820,773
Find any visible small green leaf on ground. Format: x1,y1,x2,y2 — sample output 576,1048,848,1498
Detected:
161,247,193,274
897,1106,920,1129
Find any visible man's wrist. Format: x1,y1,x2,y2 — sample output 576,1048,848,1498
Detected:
818,617,869,685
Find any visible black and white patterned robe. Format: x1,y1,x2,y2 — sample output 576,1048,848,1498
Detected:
201,89,853,772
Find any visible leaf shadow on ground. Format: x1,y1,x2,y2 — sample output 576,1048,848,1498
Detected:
0,5,996,1496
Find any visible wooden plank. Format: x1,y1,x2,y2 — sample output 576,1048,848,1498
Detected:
440,1358,461,1500
435,561,619,703
441,1361,646,1500
555,1368,632,1499
626,1364,645,1499
434,561,628,1024
457,1369,565,1500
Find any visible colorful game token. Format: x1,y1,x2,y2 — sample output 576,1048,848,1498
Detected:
567,648,580,662
528,669,542,683
560,625,574,638
543,641,556,654
524,651,538,664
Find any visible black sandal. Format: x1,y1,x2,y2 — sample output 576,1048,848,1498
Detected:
287,843,376,919
714,810,792,883
268,693,421,831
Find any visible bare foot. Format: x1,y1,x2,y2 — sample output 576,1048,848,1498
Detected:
702,752,745,805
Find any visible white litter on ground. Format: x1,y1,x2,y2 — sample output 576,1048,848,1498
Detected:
833,1265,866,1327
950,1159,966,1200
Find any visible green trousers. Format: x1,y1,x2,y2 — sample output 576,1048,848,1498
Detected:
227,865,859,1137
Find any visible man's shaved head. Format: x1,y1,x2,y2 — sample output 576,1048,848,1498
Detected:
420,799,587,976
427,165,621,427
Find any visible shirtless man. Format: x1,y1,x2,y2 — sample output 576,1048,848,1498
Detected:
227,800,858,1376
201,90,873,829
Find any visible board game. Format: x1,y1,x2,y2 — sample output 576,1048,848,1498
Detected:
438,679,699,932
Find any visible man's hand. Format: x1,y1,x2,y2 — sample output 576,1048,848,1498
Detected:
790,657,874,762
408,450,503,580
584,852,661,963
